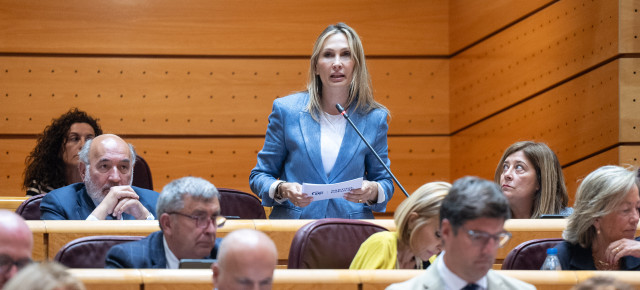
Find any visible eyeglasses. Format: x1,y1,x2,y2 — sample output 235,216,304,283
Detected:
463,227,511,248
169,212,226,229
0,254,32,274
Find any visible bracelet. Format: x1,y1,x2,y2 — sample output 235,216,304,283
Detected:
274,181,286,200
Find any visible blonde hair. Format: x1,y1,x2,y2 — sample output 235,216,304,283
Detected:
394,182,451,247
563,165,638,248
494,141,569,218
3,262,85,290
306,23,387,120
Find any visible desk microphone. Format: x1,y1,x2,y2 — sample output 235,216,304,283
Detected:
335,104,410,198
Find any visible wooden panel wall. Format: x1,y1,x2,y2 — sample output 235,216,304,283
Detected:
1,0,638,215
450,0,640,205
0,0,450,216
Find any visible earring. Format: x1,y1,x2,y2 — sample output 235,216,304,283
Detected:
597,229,601,235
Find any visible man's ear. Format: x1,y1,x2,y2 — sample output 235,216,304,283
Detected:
212,262,220,285
78,162,86,180
160,213,172,235
440,219,452,240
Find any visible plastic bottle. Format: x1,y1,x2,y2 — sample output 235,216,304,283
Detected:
540,247,562,270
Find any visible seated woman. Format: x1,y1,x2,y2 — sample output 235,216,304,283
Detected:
22,108,102,196
3,261,85,290
349,181,450,269
556,165,640,270
494,141,572,218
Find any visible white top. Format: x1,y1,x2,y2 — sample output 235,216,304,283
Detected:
163,235,180,269
320,112,347,175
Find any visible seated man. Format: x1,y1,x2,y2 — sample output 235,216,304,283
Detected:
0,210,33,288
105,176,222,268
212,229,277,290
387,177,535,290
40,134,158,220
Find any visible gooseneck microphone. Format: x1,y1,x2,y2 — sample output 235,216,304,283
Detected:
335,104,410,198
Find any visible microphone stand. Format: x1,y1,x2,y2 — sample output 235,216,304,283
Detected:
335,104,410,198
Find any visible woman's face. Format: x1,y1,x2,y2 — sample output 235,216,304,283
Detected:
595,184,640,242
315,33,354,91
61,122,96,167
410,217,442,261
499,150,540,205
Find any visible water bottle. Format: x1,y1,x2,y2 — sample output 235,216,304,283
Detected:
540,247,562,270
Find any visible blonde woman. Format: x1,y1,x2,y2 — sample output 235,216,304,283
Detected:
350,182,450,269
250,23,392,219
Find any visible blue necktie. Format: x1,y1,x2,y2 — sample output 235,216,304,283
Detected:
462,283,479,290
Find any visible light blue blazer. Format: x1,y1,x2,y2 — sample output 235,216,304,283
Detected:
250,92,394,219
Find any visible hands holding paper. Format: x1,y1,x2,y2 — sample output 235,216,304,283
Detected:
280,182,313,208
344,180,378,204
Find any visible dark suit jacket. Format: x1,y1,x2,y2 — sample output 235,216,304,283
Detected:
40,182,159,220
554,238,640,270
104,231,221,269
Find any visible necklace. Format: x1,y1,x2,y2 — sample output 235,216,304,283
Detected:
593,254,620,270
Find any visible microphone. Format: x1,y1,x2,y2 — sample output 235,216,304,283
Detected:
335,104,410,198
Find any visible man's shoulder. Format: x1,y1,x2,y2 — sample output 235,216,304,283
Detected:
42,183,86,204
46,183,85,196
113,231,163,250
131,186,159,197
487,269,536,290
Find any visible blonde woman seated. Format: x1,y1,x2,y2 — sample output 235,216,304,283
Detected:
350,182,450,269
495,141,572,218
3,261,85,290
555,165,640,270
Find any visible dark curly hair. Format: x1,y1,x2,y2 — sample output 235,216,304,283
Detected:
23,108,102,193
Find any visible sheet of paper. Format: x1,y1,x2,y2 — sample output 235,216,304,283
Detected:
302,177,363,202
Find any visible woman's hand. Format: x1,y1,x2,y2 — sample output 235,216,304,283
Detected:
280,182,313,208
344,180,378,204
605,238,640,265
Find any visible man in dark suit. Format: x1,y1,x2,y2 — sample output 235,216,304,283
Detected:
387,177,535,290
105,176,222,269
40,134,158,220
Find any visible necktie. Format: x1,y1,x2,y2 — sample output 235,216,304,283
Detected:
462,283,479,290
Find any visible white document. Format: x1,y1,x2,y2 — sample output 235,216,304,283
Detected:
302,177,363,202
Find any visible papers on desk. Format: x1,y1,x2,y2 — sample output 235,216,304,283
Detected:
302,177,363,202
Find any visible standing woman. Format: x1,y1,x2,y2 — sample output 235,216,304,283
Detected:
250,23,394,219
23,108,102,196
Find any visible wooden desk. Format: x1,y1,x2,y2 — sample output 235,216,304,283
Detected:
69,269,634,290
0,196,27,212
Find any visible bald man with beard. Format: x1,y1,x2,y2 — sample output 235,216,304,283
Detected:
0,210,33,288
41,134,158,220
212,229,277,290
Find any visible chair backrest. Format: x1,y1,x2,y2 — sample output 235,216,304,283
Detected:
54,235,145,268
287,218,388,269
501,238,564,270
132,154,153,190
15,194,45,220
218,188,266,219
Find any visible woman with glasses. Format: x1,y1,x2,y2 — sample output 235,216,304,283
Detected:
556,165,640,270
494,141,572,218
350,182,450,269
23,108,102,196
250,23,393,219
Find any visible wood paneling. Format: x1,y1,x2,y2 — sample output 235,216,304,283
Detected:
450,0,619,132
0,0,448,56
451,59,620,180
449,0,555,53
0,57,447,135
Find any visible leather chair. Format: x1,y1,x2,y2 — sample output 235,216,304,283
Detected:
15,155,152,220
54,235,145,268
132,154,153,190
501,238,564,270
15,194,45,220
287,218,388,269
218,188,266,219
